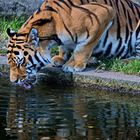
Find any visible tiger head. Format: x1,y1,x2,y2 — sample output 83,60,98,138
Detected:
6,2,62,86
6,28,51,85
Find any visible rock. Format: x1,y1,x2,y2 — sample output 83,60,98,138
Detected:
0,0,139,17
132,0,140,5
0,0,43,17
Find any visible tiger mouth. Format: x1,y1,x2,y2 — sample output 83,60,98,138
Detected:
18,81,32,89
15,75,37,89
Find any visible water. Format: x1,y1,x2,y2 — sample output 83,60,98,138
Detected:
0,77,140,140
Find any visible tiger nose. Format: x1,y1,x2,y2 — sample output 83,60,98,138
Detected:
14,79,19,83
10,78,19,83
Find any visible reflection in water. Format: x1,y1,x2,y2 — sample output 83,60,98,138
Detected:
0,77,140,140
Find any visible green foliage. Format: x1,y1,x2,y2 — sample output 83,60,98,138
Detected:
0,16,26,40
0,49,7,55
51,46,59,56
98,58,140,75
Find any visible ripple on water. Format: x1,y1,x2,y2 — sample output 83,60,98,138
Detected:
0,77,140,139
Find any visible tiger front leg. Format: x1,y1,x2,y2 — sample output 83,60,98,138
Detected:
52,46,70,67
62,42,94,72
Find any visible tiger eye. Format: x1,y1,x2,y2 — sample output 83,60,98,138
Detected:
14,51,19,55
24,51,28,56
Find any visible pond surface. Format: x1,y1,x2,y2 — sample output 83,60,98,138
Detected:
0,77,140,140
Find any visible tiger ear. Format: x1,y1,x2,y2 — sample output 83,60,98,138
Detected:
7,28,17,37
28,28,39,47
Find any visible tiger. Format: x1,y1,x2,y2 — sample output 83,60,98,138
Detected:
6,0,140,85
7,0,114,84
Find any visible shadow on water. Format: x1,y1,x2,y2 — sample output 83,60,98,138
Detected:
0,77,140,140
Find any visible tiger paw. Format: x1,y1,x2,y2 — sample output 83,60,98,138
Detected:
62,61,86,72
52,55,65,67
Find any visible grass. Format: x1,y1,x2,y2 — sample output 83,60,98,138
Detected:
0,16,140,75
0,49,7,55
97,58,140,75
0,16,26,40
0,16,26,55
